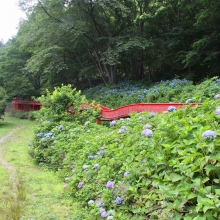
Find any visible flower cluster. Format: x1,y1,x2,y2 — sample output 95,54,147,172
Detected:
94,164,100,169
123,171,130,177
106,181,114,188
185,99,193,104
215,108,220,115
141,129,153,137
59,125,64,129
88,200,94,205
202,130,217,139
100,208,108,218
143,124,152,129
214,94,220,99
78,182,84,188
115,197,122,205
168,106,176,112
110,120,116,126
118,126,127,134
36,133,43,137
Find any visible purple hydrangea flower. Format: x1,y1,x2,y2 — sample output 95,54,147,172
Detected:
63,185,67,189
106,181,114,188
98,202,104,207
88,200,94,205
115,197,122,205
65,177,70,181
124,171,130,177
94,164,100,169
141,129,153,137
78,182,84,188
110,120,116,126
214,94,220,99
202,130,217,139
100,209,108,218
214,108,220,115
88,155,95,159
168,106,176,112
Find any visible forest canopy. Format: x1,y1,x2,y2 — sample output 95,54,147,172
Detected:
0,0,220,99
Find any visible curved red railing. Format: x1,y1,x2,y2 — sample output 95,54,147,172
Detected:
12,99,200,123
99,103,200,120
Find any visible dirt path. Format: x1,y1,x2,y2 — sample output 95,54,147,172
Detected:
0,124,25,196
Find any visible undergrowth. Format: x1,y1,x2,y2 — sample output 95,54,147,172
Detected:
30,78,220,219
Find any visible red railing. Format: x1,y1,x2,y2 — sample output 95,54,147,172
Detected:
12,99,200,124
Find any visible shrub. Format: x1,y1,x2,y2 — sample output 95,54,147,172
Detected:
31,96,220,219
0,87,8,119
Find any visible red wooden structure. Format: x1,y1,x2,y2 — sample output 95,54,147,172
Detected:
12,99,42,111
12,99,200,124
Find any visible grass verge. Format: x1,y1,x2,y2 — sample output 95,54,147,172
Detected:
0,115,80,220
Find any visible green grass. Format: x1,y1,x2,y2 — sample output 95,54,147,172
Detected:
0,115,80,219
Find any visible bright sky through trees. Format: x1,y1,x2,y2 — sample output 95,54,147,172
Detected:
0,0,25,43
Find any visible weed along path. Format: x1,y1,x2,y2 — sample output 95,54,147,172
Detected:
0,116,78,220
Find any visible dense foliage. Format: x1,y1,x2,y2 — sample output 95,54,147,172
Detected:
30,78,220,219
0,86,8,118
84,77,220,108
0,0,220,99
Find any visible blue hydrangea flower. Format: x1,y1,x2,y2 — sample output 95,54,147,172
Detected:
148,112,156,119
94,164,100,169
98,202,104,207
168,106,176,112
44,132,53,138
115,197,122,205
216,78,220,82
185,99,193,104
215,108,220,115
214,94,220,99
121,126,127,130
141,129,153,137
88,200,94,205
202,130,217,139
59,125,64,129
36,133,43,137
138,116,143,120
110,120,116,126
106,181,114,188
118,128,125,134
88,155,95,159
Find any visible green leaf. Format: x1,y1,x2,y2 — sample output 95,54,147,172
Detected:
171,173,183,182
205,165,220,176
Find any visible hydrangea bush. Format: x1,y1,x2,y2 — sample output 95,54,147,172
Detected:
83,77,220,109
31,93,220,219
